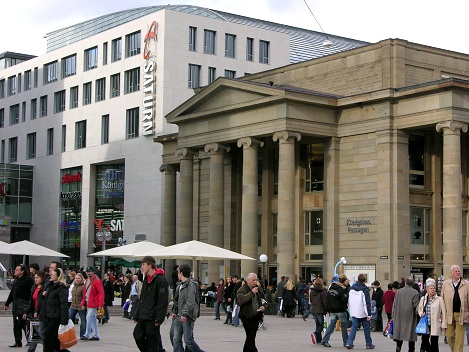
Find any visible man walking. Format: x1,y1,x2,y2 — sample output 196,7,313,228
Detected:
321,274,350,348
130,274,143,319
171,263,204,352
237,273,267,352
81,266,104,341
371,280,384,332
133,256,169,352
277,276,286,315
441,265,469,352
345,273,375,349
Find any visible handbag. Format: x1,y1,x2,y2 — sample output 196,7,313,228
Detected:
95,307,105,319
415,315,429,335
58,319,77,350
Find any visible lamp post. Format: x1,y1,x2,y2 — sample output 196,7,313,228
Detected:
333,257,346,280
259,254,268,288
96,230,112,279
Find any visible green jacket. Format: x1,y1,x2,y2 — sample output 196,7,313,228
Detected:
236,284,267,319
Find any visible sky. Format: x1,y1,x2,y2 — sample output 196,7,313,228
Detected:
2,0,469,56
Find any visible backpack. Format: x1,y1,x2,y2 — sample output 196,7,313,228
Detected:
326,284,343,312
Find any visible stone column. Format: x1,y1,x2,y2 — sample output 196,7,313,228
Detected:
160,164,177,282
436,121,468,275
237,137,264,277
205,143,230,284
273,131,301,280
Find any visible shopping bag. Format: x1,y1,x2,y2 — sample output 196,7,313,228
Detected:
388,319,393,338
96,307,105,319
58,320,77,350
123,299,131,311
232,304,239,319
384,319,392,337
415,315,429,335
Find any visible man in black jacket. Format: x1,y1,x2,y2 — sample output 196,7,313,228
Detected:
371,280,384,332
133,256,169,352
4,264,34,348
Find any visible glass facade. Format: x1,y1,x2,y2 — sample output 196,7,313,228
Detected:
0,164,33,224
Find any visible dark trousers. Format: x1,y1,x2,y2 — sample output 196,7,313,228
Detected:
395,339,415,352
240,315,261,352
133,320,162,352
43,318,61,352
376,308,383,331
13,314,26,344
421,334,439,352
131,295,139,320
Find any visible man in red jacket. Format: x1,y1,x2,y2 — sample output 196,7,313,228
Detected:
81,266,104,341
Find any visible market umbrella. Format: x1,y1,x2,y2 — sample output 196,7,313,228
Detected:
89,241,165,257
125,260,142,268
0,240,70,263
108,258,131,266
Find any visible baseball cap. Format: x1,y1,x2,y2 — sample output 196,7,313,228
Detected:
85,266,95,272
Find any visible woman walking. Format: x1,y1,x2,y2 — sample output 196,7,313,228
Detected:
282,279,297,318
309,278,327,344
69,273,86,338
417,278,447,352
102,273,114,324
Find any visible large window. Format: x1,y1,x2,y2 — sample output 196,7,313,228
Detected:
54,90,66,113
125,31,141,57
111,37,122,62
70,86,78,109
0,109,3,127
204,30,216,54
61,54,77,78
111,73,120,98
189,26,197,51
24,70,31,90
246,37,254,61
26,133,36,159
208,67,216,84
9,104,19,125
101,115,109,144
126,108,139,139
83,82,92,105
305,144,324,192
225,34,236,58
305,210,323,245
21,102,26,122
124,68,140,94
47,128,54,156
409,134,425,187
95,78,106,102
9,137,18,162
40,95,48,117
30,99,37,120
84,46,98,71
75,120,86,149
8,76,16,96
61,125,66,152
188,64,201,88
259,40,270,64
410,207,430,245
44,61,58,84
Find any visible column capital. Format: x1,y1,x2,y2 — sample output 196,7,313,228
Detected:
175,147,197,159
159,164,178,174
237,137,264,149
204,143,230,154
272,131,301,143
436,121,468,134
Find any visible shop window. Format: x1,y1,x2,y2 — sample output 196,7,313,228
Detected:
305,210,323,245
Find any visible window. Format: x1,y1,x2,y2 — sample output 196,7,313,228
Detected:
125,31,141,57
208,67,216,84
44,61,58,84
0,79,5,98
47,128,54,156
111,38,122,62
273,148,278,195
1,140,4,163
61,54,77,78
224,70,235,79
188,64,201,88
54,90,66,113
246,37,254,61
305,144,324,192
84,46,98,71
110,73,120,98
75,120,86,149
21,102,26,122
410,207,430,245
70,86,78,109
272,214,278,247
9,137,18,162
40,95,48,117
61,125,66,152
18,73,22,93
103,42,108,65
305,210,323,245
101,115,109,144
9,104,19,125
409,134,425,187
204,30,216,54
95,78,106,102
189,27,197,51
225,34,236,58
24,70,31,90
30,99,37,120
34,67,38,88
124,68,140,94
8,75,16,96
126,108,139,139
27,133,36,159
0,109,4,127
259,40,270,64
83,82,92,105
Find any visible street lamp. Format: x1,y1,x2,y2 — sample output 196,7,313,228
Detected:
259,254,268,288
96,230,112,278
333,256,346,281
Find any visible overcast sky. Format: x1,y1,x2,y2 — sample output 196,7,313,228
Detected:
2,0,468,56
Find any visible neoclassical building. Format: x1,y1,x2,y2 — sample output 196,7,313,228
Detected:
157,38,469,285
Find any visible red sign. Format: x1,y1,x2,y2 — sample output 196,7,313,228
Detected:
61,172,82,184
143,21,157,59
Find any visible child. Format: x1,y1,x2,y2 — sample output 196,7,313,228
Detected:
370,299,378,331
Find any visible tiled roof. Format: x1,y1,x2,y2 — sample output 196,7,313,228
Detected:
45,4,368,63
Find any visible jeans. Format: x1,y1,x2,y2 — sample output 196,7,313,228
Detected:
84,307,100,338
69,308,86,338
215,301,224,319
173,317,202,352
322,312,349,346
312,314,324,343
346,317,373,347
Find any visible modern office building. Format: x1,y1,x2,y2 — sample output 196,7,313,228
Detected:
0,5,366,272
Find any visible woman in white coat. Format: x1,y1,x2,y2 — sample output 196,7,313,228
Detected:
417,278,447,352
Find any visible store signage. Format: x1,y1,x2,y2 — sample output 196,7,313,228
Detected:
346,218,371,234
398,255,404,259
61,172,82,184
142,21,157,136
61,191,82,200
345,265,376,270
93,219,123,232
380,256,388,259
102,169,124,198
61,221,79,232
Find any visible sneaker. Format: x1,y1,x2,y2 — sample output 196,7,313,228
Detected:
311,333,316,345
320,342,331,347
366,345,375,349
346,345,353,350
302,315,306,322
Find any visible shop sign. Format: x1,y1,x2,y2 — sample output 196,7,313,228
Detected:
61,172,82,184
380,256,388,259
142,21,157,136
61,191,82,200
102,169,124,198
346,218,371,234
345,265,376,270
